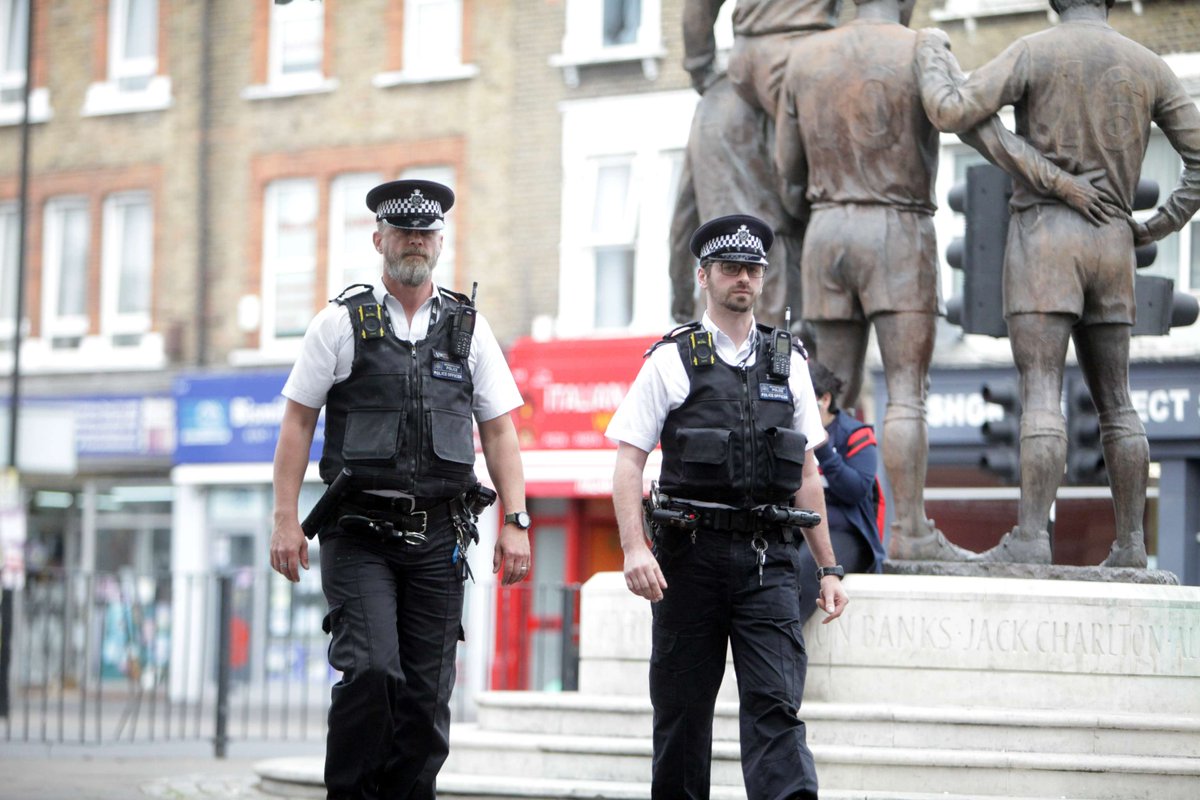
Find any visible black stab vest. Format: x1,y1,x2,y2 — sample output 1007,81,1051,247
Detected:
657,323,809,507
319,286,477,498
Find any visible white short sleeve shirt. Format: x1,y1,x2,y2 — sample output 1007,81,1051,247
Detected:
282,283,523,422
605,313,827,453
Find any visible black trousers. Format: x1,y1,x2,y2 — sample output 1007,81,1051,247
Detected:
796,526,874,625
319,516,465,800
649,526,817,800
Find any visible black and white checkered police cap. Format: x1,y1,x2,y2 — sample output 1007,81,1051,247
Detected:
366,179,455,231
689,214,773,266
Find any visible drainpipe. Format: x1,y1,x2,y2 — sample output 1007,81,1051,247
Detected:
196,0,213,366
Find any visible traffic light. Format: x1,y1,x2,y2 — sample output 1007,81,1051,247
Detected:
944,164,1011,338
1129,178,1200,335
979,380,1020,483
1065,381,1105,486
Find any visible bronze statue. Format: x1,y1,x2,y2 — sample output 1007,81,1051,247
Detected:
670,0,841,329
775,0,1115,561
915,0,1200,566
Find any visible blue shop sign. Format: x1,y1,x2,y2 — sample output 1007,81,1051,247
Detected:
174,372,323,464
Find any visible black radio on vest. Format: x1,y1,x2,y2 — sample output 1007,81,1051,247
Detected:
452,282,478,358
770,307,792,380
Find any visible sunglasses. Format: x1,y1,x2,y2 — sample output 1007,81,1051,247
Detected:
713,262,767,278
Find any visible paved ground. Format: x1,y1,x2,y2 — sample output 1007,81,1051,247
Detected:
0,741,324,800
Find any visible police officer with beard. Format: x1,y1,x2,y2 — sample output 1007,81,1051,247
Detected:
270,179,531,800
607,214,848,800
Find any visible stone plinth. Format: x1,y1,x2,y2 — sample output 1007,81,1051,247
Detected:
579,571,1200,715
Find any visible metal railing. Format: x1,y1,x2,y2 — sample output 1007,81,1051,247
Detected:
0,568,581,754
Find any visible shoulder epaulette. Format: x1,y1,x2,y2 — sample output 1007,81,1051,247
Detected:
644,321,702,358
437,285,473,307
332,283,374,305
791,337,809,360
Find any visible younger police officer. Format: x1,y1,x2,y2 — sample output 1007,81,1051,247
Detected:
270,179,531,800
607,214,848,800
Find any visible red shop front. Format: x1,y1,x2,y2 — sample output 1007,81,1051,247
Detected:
489,335,659,691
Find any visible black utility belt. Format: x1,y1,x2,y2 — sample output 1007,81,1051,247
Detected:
653,500,821,536
335,497,456,542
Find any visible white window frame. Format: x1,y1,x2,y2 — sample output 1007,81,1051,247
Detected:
100,191,154,342
0,201,19,343
261,178,319,348
933,0,1138,25
108,0,157,88
41,197,91,347
0,0,26,99
83,0,170,115
399,164,457,284
376,0,478,86
552,0,664,87
584,156,639,330
269,0,325,87
244,0,337,100
403,0,465,77
328,172,384,296
0,0,50,125
558,91,695,337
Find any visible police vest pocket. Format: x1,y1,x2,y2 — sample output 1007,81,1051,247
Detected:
677,427,733,484
428,408,476,467
342,409,402,462
765,427,808,493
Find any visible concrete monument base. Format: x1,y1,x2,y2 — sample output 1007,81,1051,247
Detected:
258,571,1200,799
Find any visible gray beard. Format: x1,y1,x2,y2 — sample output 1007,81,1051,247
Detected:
385,255,434,286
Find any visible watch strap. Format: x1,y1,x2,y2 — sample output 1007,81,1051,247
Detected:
815,565,845,580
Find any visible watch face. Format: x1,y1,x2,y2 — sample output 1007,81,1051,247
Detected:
509,511,531,529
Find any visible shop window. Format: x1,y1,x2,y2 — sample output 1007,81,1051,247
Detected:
0,201,17,344
329,172,383,294
41,197,91,350
83,0,170,116
100,191,153,346
262,178,319,342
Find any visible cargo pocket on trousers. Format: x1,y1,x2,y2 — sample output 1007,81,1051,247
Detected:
323,603,357,674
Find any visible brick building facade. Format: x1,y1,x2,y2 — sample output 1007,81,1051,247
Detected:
0,1,1197,693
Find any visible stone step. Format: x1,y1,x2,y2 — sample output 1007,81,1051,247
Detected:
474,691,1200,759
438,724,1200,800
253,758,1121,800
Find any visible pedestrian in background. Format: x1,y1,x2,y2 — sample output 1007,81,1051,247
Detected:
800,359,886,624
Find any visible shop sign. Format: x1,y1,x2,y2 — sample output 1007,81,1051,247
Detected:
886,363,1200,446
39,395,175,459
174,372,324,464
506,336,658,451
